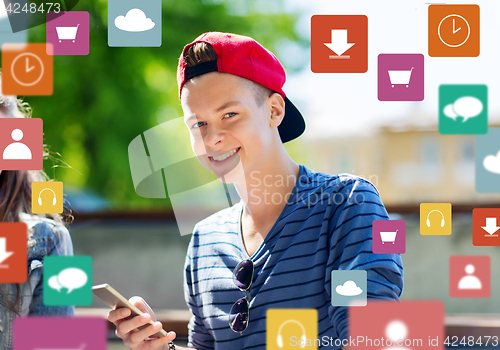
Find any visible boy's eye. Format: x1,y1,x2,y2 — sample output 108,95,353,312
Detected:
190,113,236,129
191,121,206,129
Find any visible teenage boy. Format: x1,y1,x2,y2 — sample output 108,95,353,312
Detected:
108,32,403,350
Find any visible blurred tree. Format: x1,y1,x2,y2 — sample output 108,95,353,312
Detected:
23,0,300,210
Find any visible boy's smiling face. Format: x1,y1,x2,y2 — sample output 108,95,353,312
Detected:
181,71,283,184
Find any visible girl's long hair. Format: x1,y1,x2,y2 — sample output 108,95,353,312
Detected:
0,85,63,314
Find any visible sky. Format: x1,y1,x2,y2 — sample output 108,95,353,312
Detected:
277,0,500,138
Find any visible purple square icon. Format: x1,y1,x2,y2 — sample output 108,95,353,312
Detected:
46,11,89,55
372,220,406,254
378,54,424,101
13,317,106,350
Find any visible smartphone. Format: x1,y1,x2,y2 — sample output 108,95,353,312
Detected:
92,283,167,338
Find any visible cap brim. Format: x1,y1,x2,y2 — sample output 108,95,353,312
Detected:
279,96,306,143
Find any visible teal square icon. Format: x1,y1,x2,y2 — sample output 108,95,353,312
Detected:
43,256,92,306
331,270,367,307
439,84,488,135
108,0,162,47
0,13,27,47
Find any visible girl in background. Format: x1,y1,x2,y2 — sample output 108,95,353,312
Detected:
0,84,74,350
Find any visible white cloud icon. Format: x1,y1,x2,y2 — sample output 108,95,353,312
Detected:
443,96,483,123
335,280,363,296
483,150,500,175
115,9,155,32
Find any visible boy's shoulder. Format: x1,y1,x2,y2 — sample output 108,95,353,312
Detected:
193,202,242,235
192,165,380,234
298,165,379,195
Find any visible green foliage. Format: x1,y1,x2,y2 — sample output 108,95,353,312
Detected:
24,0,299,209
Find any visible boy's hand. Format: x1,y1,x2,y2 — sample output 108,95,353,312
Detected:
107,296,177,350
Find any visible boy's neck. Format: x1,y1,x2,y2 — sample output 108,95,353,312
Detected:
236,151,300,237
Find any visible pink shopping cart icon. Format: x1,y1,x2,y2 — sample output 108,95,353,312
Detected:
372,220,406,254
36,344,85,350
46,11,89,55
56,24,80,43
380,229,398,244
388,67,414,88
378,54,424,101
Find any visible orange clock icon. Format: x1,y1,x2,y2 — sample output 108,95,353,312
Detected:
428,4,479,57
11,53,45,86
1,43,53,96
438,14,470,48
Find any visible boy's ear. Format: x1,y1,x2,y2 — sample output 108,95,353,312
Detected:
268,92,285,128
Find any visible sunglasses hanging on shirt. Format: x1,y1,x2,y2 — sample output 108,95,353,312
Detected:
229,259,254,333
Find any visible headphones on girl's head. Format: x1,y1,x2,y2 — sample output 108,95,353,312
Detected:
38,188,57,206
426,209,445,227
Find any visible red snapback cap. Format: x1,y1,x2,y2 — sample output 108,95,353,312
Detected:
176,32,305,143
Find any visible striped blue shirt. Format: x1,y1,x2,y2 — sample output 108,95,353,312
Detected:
184,165,403,349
